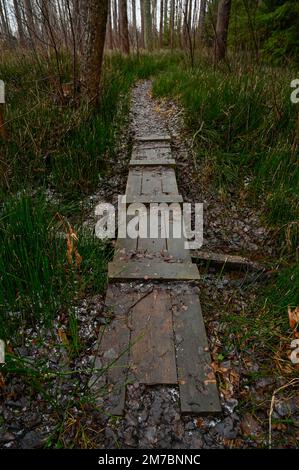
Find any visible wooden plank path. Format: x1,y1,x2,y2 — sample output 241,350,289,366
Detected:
92,133,221,416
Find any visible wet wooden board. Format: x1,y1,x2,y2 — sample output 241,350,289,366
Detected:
136,135,171,142
126,195,183,204
172,291,221,415
165,211,192,261
108,260,200,281
161,168,179,195
130,288,177,384
137,212,167,254
142,168,163,196
132,148,172,161
191,250,264,272
130,159,176,167
126,168,142,197
90,285,133,416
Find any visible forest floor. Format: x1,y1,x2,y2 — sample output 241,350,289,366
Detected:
2,79,297,449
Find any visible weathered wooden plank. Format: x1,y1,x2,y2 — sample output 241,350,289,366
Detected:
126,168,142,197
89,285,133,416
165,209,192,261
142,168,163,196
161,168,179,195
108,260,200,281
113,213,138,262
191,250,264,272
130,159,176,167
137,212,167,254
136,135,171,142
126,195,183,204
171,291,221,415
130,288,177,384
132,147,172,161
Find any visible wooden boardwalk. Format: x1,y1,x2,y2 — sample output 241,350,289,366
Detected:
91,134,221,416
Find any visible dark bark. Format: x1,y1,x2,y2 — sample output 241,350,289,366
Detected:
13,0,26,46
119,0,130,54
215,0,232,62
84,0,109,103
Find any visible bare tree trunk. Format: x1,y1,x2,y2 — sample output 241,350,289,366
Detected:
140,0,145,48
144,0,153,51
0,0,11,38
159,0,164,48
170,0,175,50
132,0,138,50
23,0,36,43
215,0,231,62
56,0,68,48
199,0,207,39
106,0,113,49
152,0,157,46
84,0,109,103
73,0,83,52
119,0,130,54
13,0,26,46
112,0,118,48
183,0,189,47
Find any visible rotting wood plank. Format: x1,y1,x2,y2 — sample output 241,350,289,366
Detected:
161,168,179,195
130,288,177,384
130,159,176,167
126,168,142,197
191,250,264,272
108,260,200,281
136,135,171,142
142,167,163,196
171,290,221,415
126,195,183,204
132,147,172,161
137,212,167,254
89,285,133,416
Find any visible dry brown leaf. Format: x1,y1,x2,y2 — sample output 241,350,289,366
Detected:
288,306,299,336
0,372,5,388
58,328,69,346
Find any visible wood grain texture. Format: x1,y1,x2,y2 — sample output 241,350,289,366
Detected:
171,291,221,415
108,260,200,281
130,288,177,384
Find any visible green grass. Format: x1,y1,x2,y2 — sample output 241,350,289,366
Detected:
0,50,185,347
152,63,298,246
152,57,299,385
0,191,112,341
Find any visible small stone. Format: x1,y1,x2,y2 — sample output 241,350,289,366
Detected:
0,431,15,444
215,416,237,439
190,436,203,449
144,426,157,445
20,431,44,449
